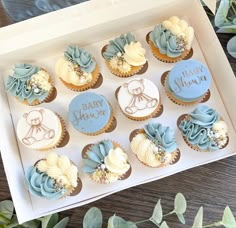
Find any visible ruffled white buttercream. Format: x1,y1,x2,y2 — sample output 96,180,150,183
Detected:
162,16,194,50
131,133,173,167
37,152,78,188
104,148,130,175
55,58,92,86
123,42,146,66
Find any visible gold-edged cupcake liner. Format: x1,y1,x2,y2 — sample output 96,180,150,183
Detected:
59,64,101,92
129,129,181,168
105,59,146,78
162,72,211,106
177,114,229,152
82,140,131,184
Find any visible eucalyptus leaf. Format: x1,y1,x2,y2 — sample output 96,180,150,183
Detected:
192,207,203,228
215,0,230,27
176,213,186,224
222,206,236,227
174,193,187,215
38,214,59,228
227,36,236,58
160,221,169,228
107,215,137,228
53,217,69,228
150,199,163,224
83,207,103,228
0,200,14,220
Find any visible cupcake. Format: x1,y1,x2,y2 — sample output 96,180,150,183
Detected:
16,108,68,150
82,140,131,184
178,105,229,152
130,123,180,167
68,92,116,135
163,60,211,106
25,152,82,200
102,33,147,77
55,45,100,91
148,16,194,63
5,63,54,106
116,78,162,120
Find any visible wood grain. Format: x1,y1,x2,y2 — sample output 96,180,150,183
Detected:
0,3,236,227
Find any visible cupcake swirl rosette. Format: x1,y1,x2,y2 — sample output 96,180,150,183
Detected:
82,140,131,184
5,63,54,106
55,45,100,91
102,33,147,77
148,16,194,63
178,105,229,152
130,123,180,168
25,153,82,200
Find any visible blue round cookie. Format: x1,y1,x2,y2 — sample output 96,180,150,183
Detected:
68,92,112,135
166,60,211,102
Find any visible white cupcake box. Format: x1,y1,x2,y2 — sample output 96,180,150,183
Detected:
0,0,235,224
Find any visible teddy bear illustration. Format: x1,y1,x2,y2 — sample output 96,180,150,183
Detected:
124,79,158,114
22,109,55,145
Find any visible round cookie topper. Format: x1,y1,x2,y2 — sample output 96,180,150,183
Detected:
118,78,160,118
168,60,211,100
17,108,61,150
68,92,111,134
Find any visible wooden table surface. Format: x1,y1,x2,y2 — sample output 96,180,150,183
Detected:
0,2,236,227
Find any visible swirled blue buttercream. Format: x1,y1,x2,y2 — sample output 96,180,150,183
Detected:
144,123,177,153
103,33,136,60
64,45,96,73
82,140,113,173
179,105,220,151
150,24,184,58
25,166,67,200
5,64,49,104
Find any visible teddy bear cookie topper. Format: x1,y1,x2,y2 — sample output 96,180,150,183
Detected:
117,78,161,120
16,108,65,150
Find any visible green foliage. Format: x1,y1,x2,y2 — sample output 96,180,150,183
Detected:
83,207,103,228
192,207,203,228
202,0,236,58
222,206,236,227
107,215,137,228
0,200,69,228
150,199,163,225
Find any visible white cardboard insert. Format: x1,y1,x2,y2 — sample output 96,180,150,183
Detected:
0,0,235,224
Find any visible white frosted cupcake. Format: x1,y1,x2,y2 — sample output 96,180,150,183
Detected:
25,152,82,200
82,140,131,184
16,108,67,150
130,122,180,167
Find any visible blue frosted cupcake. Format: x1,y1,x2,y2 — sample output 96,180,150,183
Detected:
178,105,229,152
25,152,82,200
164,60,211,106
130,122,180,167
102,32,147,77
5,63,54,105
82,140,131,184
68,92,116,135
55,45,100,91
148,16,194,63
